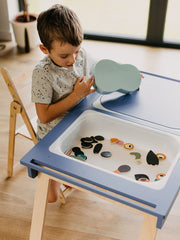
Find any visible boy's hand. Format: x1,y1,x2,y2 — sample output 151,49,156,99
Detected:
73,76,96,100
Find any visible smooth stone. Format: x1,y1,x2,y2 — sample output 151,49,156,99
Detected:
72,146,84,156
74,150,84,156
72,147,81,152
146,150,159,165
93,143,103,154
101,151,112,158
118,164,131,173
81,137,94,143
90,136,98,143
81,141,93,149
94,135,104,141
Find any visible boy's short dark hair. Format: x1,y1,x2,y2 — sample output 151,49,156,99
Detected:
37,4,83,51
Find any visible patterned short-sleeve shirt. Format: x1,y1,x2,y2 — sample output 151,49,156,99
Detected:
32,48,95,140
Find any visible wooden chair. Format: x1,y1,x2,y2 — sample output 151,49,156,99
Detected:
1,67,71,203
1,67,37,177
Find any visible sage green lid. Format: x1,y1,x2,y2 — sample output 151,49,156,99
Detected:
94,59,141,94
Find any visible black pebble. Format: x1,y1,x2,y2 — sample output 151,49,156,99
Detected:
94,135,104,141
90,136,98,143
93,143,103,154
81,137,93,143
146,150,159,165
72,147,81,152
74,150,84,156
72,147,84,156
81,141,93,149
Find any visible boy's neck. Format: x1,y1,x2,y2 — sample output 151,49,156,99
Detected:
50,57,62,68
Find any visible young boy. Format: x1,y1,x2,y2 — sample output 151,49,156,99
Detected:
32,4,96,203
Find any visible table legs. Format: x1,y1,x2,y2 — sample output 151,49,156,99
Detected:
139,214,158,240
29,172,158,240
30,172,50,240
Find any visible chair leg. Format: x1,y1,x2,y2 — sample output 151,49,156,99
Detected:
59,186,73,204
7,102,17,177
59,188,66,204
21,108,37,144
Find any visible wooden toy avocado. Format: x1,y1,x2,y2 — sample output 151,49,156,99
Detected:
94,59,141,94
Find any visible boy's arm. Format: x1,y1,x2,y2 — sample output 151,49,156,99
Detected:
36,76,96,124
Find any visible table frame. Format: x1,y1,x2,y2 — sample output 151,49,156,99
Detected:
30,170,158,240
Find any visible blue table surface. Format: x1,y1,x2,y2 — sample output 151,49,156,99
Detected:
101,71,180,131
20,72,180,229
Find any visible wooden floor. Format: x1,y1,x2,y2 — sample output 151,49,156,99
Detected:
0,40,180,240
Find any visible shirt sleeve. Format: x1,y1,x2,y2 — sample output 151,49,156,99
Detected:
31,66,53,104
81,48,97,77
87,52,97,76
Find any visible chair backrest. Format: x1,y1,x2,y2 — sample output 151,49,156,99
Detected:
1,67,24,105
0,67,37,144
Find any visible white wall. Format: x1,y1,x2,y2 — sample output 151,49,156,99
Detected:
0,0,18,40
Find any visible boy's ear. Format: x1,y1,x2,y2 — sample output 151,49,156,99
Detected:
39,44,49,54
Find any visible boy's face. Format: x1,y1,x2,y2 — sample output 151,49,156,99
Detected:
40,41,81,68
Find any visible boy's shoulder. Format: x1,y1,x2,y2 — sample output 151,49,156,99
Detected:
79,47,87,58
33,55,52,72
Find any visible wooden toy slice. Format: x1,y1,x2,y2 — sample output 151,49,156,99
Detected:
124,143,134,150
94,59,141,94
110,138,119,144
156,153,166,160
135,174,150,181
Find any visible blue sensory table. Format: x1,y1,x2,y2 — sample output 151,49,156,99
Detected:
20,72,180,240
